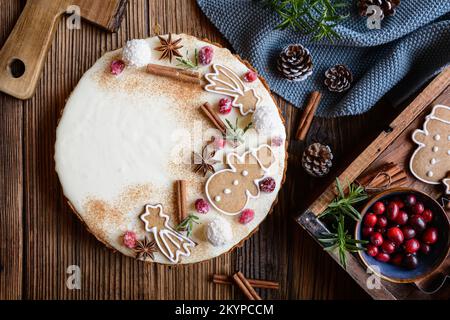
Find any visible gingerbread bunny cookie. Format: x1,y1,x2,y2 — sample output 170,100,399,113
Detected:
410,105,450,187
205,64,261,116
205,144,276,215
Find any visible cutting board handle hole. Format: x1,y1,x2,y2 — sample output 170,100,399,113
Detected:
8,58,25,78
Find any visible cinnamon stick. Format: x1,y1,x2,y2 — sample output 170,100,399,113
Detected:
200,102,226,134
147,63,201,85
212,274,279,290
176,180,187,223
295,91,321,141
232,272,262,300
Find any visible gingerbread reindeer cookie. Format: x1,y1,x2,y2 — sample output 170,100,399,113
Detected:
205,144,276,215
140,204,195,263
409,105,450,187
205,64,261,116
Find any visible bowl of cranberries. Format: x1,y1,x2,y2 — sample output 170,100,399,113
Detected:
356,188,450,283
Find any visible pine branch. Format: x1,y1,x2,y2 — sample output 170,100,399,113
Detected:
262,0,349,41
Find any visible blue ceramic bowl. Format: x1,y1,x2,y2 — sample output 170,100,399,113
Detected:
356,188,450,283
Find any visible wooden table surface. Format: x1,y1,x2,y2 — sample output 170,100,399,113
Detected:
0,0,407,300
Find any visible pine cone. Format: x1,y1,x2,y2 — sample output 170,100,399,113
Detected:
302,143,333,178
357,0,400,19
277,44,313,82
324,65,353,93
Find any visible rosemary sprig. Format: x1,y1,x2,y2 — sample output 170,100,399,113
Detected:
319,178,368,221
319,214,368,268
176,214,200,237
318,178,368,268
176,49,199,70
262,0,349,41
225,118,253,145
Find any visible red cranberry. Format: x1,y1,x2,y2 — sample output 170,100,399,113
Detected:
412,202,425,215
391,253,404,266
364,213,377,227
401,226,416,240
375,252,390,262
259,177,276,193
370,232,384,247
404,238,420,254
194,199,210,214
123,231,137,249
381,241,396,254
395,211,409,225
387,227,404,245
410,215,426,232
212,136,226,149
377,216,388,228
111,59,126,75
422,227,438,244
421,209,433,223
362,227,374,238
387,202,399,221
367,244,379,257
198,46,214,65
218,98,232,114
271,136,284,147
372,201,385,215
403,254,419,269
405,194,417,207
420,243,431,255
239,209,255,224
243,70,258,82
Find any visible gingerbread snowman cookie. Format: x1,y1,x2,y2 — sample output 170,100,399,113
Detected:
409,105,450,189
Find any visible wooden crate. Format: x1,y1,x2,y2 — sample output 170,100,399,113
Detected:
296,67,450,300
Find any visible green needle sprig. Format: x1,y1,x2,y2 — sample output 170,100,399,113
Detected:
176,49,199,70
225,118,253,145
176,214,200,238
319,177,368,221
318,178,368,268
262,0,349,41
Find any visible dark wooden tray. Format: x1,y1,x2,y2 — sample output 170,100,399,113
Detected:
296,67,450,300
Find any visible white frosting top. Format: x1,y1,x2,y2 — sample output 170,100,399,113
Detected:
54,34,286,264
252,105,286,138
206,217,233,246
122,39,152,67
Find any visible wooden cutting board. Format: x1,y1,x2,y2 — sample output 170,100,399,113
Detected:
0,0,128,100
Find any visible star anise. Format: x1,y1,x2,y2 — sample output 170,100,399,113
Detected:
193,140,220,176
155,33,183,62
133,237,157,261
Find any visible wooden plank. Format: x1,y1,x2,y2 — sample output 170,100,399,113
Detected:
0,0,23,301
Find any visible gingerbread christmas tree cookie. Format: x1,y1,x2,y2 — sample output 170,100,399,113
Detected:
55,34,287,264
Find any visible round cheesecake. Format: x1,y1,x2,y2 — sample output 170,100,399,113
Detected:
55,34,287,264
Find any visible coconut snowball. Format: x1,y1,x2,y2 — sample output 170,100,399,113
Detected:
206,217,233,247
122,39,152,67
252,105,286,138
